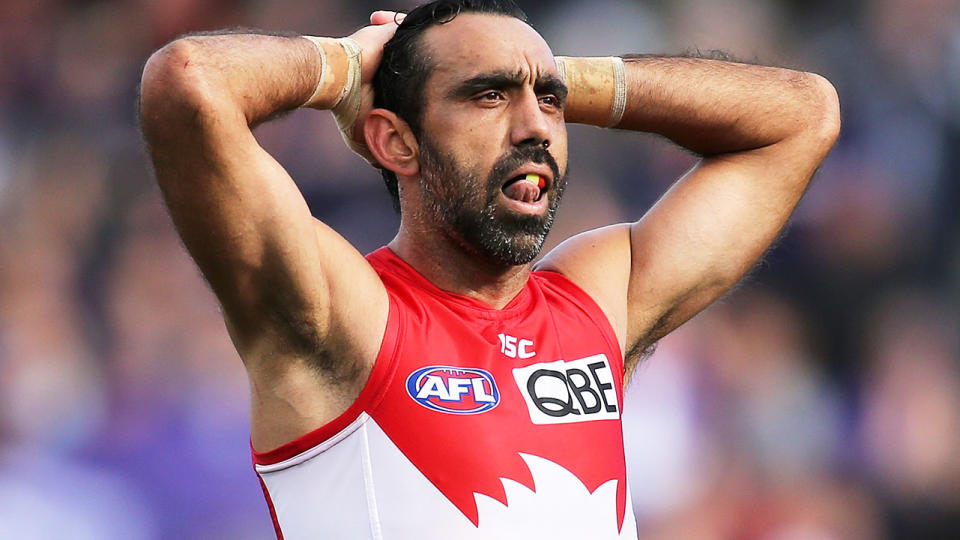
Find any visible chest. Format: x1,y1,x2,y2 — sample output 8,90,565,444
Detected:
370,297,627,475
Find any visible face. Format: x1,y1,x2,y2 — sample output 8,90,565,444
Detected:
412,14,570,266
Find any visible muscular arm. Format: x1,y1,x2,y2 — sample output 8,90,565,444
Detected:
138,27,393,449
539,54,841,374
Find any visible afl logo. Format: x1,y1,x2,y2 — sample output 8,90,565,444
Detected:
406,366,500,415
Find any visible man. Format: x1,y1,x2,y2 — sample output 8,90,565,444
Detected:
138,0,839,538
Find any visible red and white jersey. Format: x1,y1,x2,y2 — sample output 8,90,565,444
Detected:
253,248,638,539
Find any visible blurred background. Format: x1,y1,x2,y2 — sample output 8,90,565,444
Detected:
0,0,958,538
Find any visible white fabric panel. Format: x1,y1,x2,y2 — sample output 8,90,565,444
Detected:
365,418,638,539
365,417,480,538
257,423,373,540
258,416,638,539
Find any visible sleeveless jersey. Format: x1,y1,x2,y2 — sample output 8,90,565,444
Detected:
253,248,638,539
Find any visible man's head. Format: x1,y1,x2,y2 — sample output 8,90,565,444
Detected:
367,0,569,266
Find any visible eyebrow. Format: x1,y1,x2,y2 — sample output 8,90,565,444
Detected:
447,69,569,103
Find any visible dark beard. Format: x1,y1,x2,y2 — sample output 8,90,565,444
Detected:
417,137,567,266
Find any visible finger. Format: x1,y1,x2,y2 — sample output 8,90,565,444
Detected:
370,10,401,25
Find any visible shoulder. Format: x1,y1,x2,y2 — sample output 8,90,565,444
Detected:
534,223,632,349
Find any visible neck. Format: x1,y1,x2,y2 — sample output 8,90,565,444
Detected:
389,221,531,310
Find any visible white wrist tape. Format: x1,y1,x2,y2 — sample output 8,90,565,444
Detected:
555,56,567,84
608,56,627,128
302,36,330,107
302,36,375,163
330,37,371,160
553,55,627,128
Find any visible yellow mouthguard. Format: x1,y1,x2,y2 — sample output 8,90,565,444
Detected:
524,174,540,185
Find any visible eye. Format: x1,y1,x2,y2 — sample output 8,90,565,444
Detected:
475,90,505,103
539,95,561,109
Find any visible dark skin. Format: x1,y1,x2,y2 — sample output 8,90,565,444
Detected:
139,11,840,451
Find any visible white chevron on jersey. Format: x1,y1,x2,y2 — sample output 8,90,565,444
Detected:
256,415,637,539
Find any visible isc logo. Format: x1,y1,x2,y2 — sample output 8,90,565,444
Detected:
406,366,501,415
512,355,620,425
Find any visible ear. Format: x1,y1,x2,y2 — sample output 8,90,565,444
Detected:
364,109,419,178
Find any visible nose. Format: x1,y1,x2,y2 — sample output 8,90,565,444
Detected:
509,89,551,149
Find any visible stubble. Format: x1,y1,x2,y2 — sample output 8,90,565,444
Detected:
417,136,567,266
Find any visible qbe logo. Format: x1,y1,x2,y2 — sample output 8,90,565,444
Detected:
512,355,620,425
406,366,500,415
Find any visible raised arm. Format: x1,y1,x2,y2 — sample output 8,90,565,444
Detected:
538,54,841,374
138,15,399,450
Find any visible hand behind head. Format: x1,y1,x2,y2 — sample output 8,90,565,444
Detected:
342,12,407,164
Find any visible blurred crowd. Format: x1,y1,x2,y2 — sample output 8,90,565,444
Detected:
0,0,958,538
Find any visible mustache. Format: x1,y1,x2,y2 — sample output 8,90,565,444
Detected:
487,145,561,189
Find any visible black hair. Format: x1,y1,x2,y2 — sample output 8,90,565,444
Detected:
372,0,528,212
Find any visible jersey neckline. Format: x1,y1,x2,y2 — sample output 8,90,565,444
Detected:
368,247,537,317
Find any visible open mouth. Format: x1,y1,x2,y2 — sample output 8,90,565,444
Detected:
501,173,548,203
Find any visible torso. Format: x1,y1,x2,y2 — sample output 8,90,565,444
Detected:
253,247,638,539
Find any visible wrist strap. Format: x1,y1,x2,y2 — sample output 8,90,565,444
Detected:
302,36,376,163
330,38,371,160
555,56,567,85
302,36,336,108
554,55,627,128
608,57,626,128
